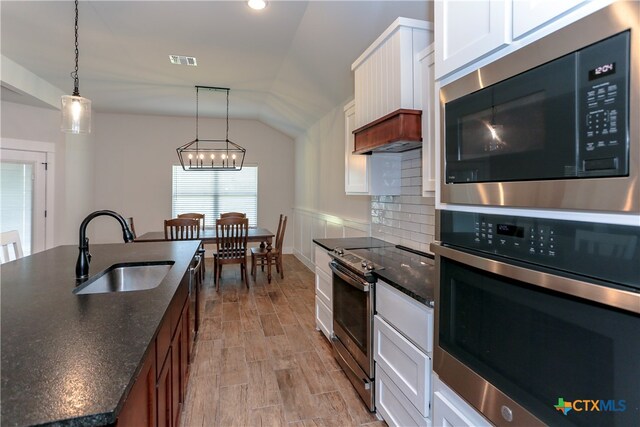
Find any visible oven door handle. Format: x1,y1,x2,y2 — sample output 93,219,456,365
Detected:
430,241,640,314
329,261,370,292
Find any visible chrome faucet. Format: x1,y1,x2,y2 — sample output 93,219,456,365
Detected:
76,210,135,281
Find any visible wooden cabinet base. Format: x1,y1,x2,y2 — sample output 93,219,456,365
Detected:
117,349,157,427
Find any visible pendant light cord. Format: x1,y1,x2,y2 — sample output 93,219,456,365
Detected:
226,89,230,141
70,0,80,96
195,86,199,140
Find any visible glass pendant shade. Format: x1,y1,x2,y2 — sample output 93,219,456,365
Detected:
61,95,91,134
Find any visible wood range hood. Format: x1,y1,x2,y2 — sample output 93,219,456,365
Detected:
352,109,422,155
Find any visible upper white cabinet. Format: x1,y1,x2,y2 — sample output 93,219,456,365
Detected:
352,18,433,129
435,0,612,81
344,101,369,195
418,44,436,196
435,0,510,80
513,0,586,39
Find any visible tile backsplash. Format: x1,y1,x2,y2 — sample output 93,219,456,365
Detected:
370,149,435,253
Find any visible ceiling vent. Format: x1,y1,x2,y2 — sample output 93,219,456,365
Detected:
169,55,197,66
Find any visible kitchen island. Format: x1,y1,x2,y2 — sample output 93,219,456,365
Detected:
1,240,200,426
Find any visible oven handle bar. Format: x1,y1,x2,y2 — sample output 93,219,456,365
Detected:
329,261,370,292
431,242,640,314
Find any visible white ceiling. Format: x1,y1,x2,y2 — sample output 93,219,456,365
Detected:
1,1,431,138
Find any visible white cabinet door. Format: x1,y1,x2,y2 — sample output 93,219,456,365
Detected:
433,376,492,427
374,315,431,417
512,0,585,39
419,45,436,196
315,268,332,309
315,296,332,340
435,0,511,79
376,280,433,354
344,101,369,195
376,366,432,427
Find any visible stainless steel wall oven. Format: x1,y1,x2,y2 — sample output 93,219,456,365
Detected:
440,2,639,213
432,210,640,426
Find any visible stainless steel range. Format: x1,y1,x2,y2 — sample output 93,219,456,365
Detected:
329,248,384,411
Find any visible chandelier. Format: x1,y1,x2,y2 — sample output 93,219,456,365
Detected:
176,86,246,171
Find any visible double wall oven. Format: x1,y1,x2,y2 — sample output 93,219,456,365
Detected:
432,211,640,426
434,3,640,427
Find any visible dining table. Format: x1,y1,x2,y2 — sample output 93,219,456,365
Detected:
135,227,276,281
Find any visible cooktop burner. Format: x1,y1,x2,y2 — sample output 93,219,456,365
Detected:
330,247,384,276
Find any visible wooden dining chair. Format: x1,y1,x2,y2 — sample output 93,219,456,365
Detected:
251,214,287,283
1,230,24,264
164,218,200,240
213,217,249,290
177,213,205,232
220,212,246,219
177,213,206,282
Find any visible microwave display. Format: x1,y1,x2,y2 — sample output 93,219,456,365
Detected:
589,62,616,80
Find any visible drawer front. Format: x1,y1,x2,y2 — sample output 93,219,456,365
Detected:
374,315,431,416
315,245,332,276
376,366,432,427
315,296,332,341
376,279,433,353
433,376,491,427
315,268,332,308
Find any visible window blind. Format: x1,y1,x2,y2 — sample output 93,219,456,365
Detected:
172,166,258,227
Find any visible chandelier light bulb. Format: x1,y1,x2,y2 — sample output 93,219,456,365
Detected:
248,0,267,10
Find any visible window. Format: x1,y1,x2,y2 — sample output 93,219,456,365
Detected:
172,166,258,227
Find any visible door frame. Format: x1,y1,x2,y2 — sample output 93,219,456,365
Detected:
0,138,55,251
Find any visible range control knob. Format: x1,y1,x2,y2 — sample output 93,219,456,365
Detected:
361,260,368,268
334,248,344,256
366,263,375,271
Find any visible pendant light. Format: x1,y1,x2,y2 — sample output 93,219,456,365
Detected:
61,0,91,134
176,86,246,171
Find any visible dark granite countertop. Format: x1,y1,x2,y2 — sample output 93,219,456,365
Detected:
1,241,200,427
314,237,435,307
312,237,393,251
351,246,435,307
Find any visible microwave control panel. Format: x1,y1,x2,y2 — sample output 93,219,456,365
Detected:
578,31,629,177
439,211,640,289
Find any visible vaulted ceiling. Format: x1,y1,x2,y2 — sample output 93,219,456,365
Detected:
1,1,431,138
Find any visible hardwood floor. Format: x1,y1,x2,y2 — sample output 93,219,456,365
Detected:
180,255,386,427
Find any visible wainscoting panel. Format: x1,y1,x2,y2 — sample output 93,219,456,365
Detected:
293,208,370,271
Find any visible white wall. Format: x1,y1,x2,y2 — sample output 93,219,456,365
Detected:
294,101,370,221
1,101,95,246
91,112,295,250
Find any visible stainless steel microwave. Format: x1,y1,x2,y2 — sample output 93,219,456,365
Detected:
440,2,639,213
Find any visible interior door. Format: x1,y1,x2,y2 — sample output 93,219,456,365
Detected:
0,148,47,255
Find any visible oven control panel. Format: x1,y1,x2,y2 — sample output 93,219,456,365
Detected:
440,211,640,289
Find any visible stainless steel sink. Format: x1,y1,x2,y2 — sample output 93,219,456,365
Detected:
74,261,174,295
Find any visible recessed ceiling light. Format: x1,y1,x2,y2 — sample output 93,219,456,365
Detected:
247,0,267,11
169,55,197,66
